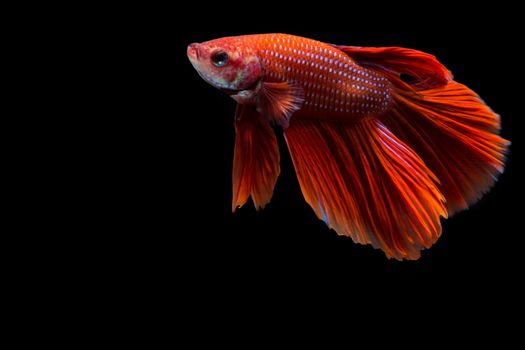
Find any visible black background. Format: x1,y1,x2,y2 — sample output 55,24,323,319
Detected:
99,5,523,313
11,3,522,344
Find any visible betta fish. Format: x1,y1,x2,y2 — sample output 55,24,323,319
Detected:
187,34,509,260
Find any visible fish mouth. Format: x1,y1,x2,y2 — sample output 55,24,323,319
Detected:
187,43,200,60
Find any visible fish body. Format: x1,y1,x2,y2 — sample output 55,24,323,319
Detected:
187,34,509,260
189,34,392,123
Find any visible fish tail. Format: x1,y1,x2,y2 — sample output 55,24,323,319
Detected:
335,45,510,214
387,74,510,215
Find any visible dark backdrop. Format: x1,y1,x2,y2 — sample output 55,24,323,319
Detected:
114,5,522,311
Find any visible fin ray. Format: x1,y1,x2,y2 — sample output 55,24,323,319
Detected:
284,117,447,260
387,81,510,214
335,43,509,214
257,82,304,128
232,104,280,211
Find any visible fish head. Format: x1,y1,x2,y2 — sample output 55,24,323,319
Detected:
187,38,262,93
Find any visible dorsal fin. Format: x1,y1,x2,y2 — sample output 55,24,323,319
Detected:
332,45,453,90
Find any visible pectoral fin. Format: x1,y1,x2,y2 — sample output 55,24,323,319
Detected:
256,82,304,129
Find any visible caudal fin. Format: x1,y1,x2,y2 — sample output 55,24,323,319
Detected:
388,82,509,214
336,45,510,214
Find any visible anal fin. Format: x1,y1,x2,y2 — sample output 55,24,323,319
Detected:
284,117,447,260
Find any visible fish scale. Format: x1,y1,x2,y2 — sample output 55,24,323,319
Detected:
236,33,392,115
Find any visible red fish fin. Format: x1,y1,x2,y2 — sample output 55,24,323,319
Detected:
284,117,447,260
336,44,509,213
257,82,304,128
386,81,510,214
232,104,280,212
333,45,452,89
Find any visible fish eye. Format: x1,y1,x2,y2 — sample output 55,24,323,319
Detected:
211,50,229,67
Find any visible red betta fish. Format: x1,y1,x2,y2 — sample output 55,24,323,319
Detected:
187,34,509,260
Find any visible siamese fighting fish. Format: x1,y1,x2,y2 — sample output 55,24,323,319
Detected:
187,33,509,260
